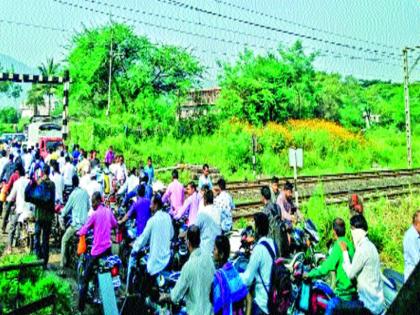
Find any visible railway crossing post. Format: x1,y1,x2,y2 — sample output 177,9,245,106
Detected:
402,48,412,168
252,134,257,179
289,148,303,209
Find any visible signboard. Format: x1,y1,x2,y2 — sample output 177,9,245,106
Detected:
289,148,303,168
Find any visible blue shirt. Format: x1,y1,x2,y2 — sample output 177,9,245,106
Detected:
127,197,151,236
144,165,154,185
403,225,420,281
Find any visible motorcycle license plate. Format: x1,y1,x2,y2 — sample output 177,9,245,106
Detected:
112,276,121,288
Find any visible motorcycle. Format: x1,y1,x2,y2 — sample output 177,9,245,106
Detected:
284,220,326,272
171,217,189,271
288,261,335,315
77,233,123,314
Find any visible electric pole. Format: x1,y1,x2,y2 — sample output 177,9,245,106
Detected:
403,48,412,168
106,22,113,117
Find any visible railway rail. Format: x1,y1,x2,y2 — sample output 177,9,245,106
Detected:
227,167,420,192
232,172,420,220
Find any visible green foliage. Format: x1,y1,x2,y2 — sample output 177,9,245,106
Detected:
68,23,202,118
217,42,317,125
0,106,20,124
302,189,420,272
0,64,22,99
0,254,72,314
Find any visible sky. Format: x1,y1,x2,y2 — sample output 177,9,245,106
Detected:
0,0,420,88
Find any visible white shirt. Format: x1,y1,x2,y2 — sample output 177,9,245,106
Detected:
86,180,103,200
117,174,139,195
0,156,8,177
132,210,174,275
22,153,33,173
6,176,34,215
403,225,420,281
58,156,66,173
50,172,64,203
342,237,385,314
79,174,91,191
199,204,221,226
63,162,75,186
240,237,276,314
115,163,127,182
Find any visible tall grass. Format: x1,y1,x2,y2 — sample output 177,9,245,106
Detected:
69,119,419,181
302,186,420,272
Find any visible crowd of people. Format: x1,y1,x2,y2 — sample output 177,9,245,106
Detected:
0,138,419,315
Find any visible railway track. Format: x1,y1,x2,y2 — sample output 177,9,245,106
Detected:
232,171,420,220
227,168,420,192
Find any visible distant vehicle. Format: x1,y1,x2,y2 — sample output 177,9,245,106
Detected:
39,136,63,159
0,133,26,143
26,116,62,148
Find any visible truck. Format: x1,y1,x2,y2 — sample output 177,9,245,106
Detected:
25,116,63,156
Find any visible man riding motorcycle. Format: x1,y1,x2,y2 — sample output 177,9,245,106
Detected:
77,191,118,312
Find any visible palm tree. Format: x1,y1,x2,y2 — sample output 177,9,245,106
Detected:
26,84,44,116
38,58,60,116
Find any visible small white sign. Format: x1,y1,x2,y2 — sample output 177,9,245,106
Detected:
289,148,303,168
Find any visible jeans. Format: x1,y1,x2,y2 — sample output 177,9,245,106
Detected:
326,297,373,315
60,225,78,268
79,247,112,312
7,211,21,248
34,220,52,267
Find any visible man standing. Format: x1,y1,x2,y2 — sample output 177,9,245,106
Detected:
196,190,221,255
198,164,212,189
161,225,215,315
5,167,32,253
339,215,385,315
162,170,184,217
261,185,288,257
240,212,276,315
213,178,234,233
144,156,154,186
307,218,357,314
59,175,89,273
63,156,75,188
33,165,56,268
118,185,151,237
269,177,280,204
403,210,420,282
174,181,200,225
104,145,114,166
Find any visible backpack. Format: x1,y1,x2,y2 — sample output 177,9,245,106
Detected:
259,241,292,315
266,203,290,258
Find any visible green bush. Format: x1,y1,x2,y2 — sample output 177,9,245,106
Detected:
0,254,73,314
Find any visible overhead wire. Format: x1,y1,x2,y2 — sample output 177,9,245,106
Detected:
212,0,399,51
149,0,402,60
60,0,401,68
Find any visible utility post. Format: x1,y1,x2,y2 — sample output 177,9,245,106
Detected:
403,48,412,168
106,23,113,117
251,134,257,179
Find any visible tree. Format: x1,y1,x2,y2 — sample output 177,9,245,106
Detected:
217,41,317,125
26,84,45,116
0,107,20,124
68,23,202,117
0,64,23,101
38,58,60,116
